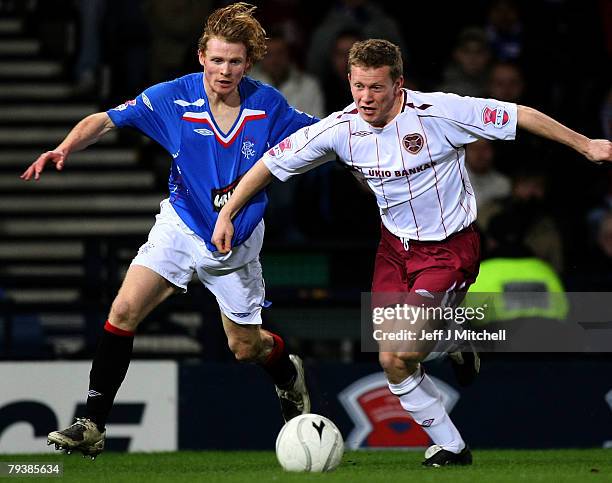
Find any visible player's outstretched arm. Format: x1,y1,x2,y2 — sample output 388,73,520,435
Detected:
20,112,116,181
212,159,275,253
517,105,612,164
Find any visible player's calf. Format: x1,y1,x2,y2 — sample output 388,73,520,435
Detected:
259,331,310,421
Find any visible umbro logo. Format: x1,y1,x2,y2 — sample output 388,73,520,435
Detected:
194,128,214,136
142,93,154,111
230,312,251,318
174,98,205,107
352,131,372,137
421,418,435,427
88,390,103,398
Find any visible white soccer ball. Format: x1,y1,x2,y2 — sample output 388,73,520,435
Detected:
275,414,344,472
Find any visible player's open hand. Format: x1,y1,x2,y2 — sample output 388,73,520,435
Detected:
20,149,67,181
212,212,234,254
585,139,612,165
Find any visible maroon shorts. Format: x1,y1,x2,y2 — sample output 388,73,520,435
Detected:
372,224,481,307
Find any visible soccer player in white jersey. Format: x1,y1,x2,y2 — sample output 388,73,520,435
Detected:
21,3,314,458
213,39,612,467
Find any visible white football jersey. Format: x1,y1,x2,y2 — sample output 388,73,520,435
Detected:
262,89,517,241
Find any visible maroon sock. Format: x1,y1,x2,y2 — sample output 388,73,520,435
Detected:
86,320,134,430
260,332,296,388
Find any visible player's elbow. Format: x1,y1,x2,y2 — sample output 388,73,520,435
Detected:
517,105,539,128
84,112,115,134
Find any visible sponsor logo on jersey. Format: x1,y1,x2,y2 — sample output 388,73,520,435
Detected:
174,98,206,107
482,105,510,128
267,137,293,158
113,99,136,111
338,372,459,449
194,128,214,136
402,133,424,154
352,130,373,137
211,176,243,212
241,138,256,160
142,93,154,111
367,161,438,179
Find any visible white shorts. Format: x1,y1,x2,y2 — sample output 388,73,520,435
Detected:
132,199,266,324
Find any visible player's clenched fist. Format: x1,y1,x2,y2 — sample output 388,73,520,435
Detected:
212,212,234,254
585,139,612,165
20,149,67,181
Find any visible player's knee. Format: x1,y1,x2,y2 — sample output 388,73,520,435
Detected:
109,298,140,331
378,352,403,373
378,351,425,373
396,351,428,364
228,338,262,362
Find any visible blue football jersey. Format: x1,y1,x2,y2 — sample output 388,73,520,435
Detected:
107,73,317,251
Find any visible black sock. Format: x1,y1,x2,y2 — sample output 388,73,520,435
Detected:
260,332,296,388
86,321,134,431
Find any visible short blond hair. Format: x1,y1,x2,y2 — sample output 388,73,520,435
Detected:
348,39,403,81
198,2,267,63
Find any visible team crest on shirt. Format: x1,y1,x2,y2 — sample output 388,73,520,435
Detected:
482,105,510,128
402,133,424,154
241,138,256,160
112,99,136,111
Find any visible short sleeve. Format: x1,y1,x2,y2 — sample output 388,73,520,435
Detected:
106,81,180,154
263,114,342,181
419,92,518,147
266,90,318,146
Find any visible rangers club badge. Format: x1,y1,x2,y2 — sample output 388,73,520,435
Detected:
241,138,256,160
482,105,510,128
402,133,424,154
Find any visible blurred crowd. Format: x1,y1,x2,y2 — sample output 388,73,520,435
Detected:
32,0,612,290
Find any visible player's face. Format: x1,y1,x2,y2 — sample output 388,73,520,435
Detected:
349,65,403,128
199,37,251,97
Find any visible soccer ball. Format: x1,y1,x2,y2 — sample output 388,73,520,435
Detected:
275,414,344,472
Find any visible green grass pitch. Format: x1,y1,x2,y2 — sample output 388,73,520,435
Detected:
1,449,610,482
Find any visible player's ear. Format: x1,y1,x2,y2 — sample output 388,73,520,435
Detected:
394,75,404,93
198,49,206,67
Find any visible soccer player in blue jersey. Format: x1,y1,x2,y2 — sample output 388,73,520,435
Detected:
21,3,315,458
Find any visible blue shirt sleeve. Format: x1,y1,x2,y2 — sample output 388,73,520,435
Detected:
106,82,180,155
267,93,319,146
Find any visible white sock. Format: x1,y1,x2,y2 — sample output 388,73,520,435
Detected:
388,366,465,453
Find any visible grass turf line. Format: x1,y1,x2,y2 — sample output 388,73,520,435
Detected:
0,449,610,482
